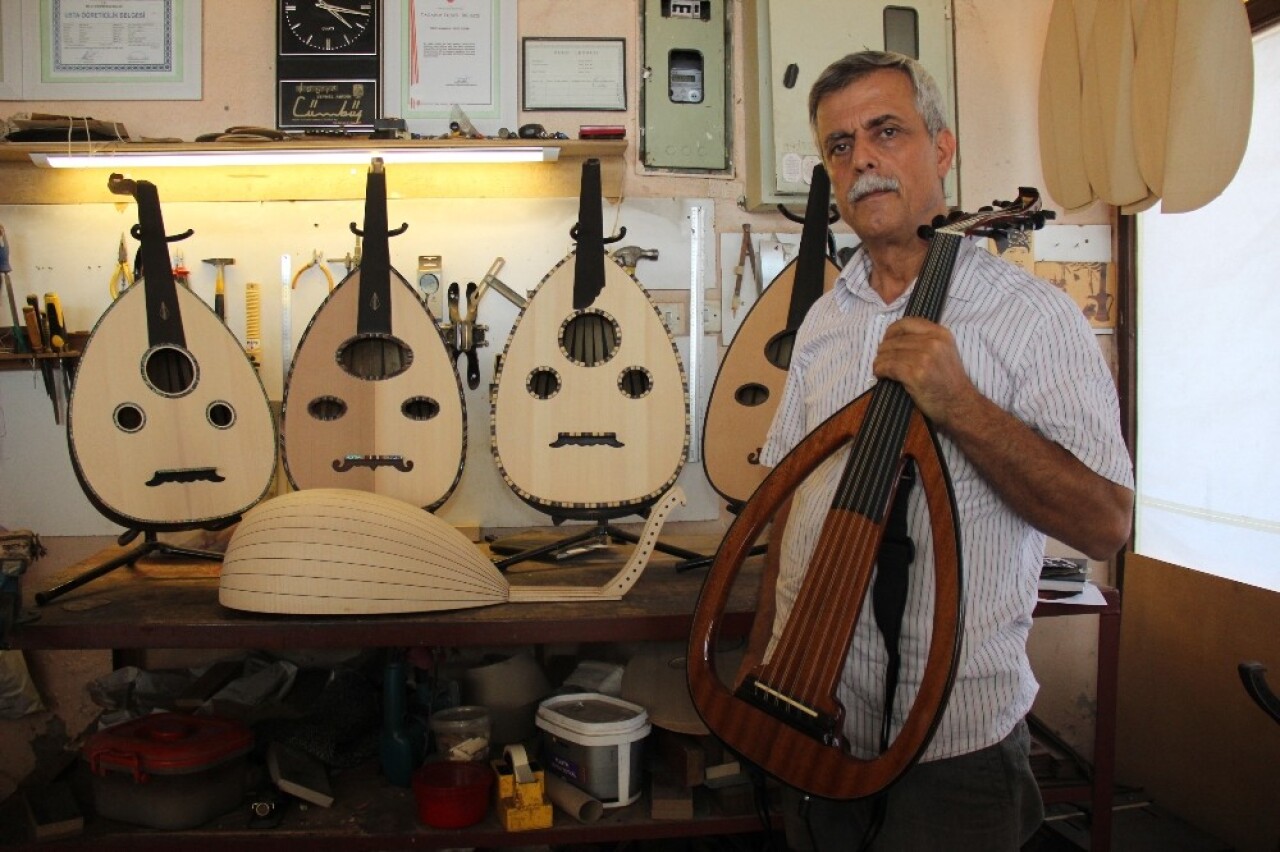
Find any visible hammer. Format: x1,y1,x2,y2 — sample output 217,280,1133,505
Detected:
203,257,235,321
612,246,659,277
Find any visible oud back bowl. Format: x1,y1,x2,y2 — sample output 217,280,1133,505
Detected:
219,488,506,615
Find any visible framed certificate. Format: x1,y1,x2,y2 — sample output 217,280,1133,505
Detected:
20,0,202,100
522,37,626,111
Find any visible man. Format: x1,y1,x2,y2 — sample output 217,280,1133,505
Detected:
757,51,1134,850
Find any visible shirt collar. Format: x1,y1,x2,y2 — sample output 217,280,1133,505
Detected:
834,237,982,311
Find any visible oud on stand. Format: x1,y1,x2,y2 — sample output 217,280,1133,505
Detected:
281,158,466,511
43,175,278,605
489,159,700,570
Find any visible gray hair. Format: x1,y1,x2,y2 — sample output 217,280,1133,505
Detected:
808,51,950,139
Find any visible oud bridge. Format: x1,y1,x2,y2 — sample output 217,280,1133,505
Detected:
332,454,414,472
736,675,840,745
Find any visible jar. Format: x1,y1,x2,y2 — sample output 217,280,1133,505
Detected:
430,705,490,761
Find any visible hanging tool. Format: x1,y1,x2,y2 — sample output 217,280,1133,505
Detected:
472,256,526,309
43,292,73,400
280,254,293,386
441,257,502,389
0,225,27,353
108,234,135,300
172,250,191,289
291,250,335,293
731,224,761,318
244,282,263,369
328,234,362,277
203,257,235,321
612,245,659,277
23,294,60,424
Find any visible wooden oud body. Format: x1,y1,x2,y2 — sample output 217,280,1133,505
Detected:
702,256,839,507
282,267,466,510
688,387,964,800
491,254,688,517
67,283,277,529
219,485,686,615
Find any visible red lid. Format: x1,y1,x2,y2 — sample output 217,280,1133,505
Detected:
83,713,253,781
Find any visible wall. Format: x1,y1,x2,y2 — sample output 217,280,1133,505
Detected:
1118,555,1280,852
0,0,1121,804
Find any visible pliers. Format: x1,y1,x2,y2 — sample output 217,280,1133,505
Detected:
290,250,335,293
109,234,134,300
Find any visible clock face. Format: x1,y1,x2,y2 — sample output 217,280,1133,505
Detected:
282,1,376,54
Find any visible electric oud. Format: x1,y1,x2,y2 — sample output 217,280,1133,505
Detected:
688,189,1051,800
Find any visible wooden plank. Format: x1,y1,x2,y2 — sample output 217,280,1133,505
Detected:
1160,0,1254,213
1079,0,1150,206
1039,0,1095,210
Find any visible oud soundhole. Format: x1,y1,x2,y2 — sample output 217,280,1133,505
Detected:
527,368,561,400
337,336,413,380
206,401,236,429
402,397,440,421
735,383,769,406
618,367,653,399
560,311,619,366
307,396,347,421
113,403,145,433
142,345,197,397
764,330,797,370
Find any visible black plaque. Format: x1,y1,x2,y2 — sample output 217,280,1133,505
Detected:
278,80,378,131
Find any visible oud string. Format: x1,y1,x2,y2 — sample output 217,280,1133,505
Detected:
762,231,963,728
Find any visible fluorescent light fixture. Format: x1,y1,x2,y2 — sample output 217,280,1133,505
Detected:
29,146,560,168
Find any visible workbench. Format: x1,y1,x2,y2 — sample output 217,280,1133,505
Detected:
2,527,1120,850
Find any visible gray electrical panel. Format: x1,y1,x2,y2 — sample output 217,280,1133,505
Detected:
641,0,730,171
742,0,958,210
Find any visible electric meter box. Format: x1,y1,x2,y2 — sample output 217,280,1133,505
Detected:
641,0,730,171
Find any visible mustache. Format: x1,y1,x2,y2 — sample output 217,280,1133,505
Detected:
848,174,901,202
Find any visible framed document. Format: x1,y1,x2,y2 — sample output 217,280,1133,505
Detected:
522,37,625,111
0,0,21,98
20,0,202,100
382,0,517,137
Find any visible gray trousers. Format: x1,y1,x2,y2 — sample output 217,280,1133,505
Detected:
781,719,1044,852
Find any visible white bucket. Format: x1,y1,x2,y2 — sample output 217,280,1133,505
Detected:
536,692,650,807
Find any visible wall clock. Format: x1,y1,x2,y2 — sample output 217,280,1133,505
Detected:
276,0,380,132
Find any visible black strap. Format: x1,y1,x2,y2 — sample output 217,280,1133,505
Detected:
857,462,917,852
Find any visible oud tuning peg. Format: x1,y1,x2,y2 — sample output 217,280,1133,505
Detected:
979,205,994,212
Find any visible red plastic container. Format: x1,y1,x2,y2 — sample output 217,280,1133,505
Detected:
412,760,493,828
83,713,252,829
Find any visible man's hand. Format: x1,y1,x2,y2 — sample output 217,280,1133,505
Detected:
872,316,977,429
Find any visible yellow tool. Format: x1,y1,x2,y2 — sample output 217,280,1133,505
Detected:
291,250,335,292
108,234,134,300
492,745,553,832
203,257,235,321
244,281,262,369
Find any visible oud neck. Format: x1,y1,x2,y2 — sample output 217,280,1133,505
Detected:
788,164,833,330
830,229,965,519
133,180,186,349
357,160,393,336
572,158,607,311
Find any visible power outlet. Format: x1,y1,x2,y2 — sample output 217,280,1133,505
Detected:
658,302,687,336
703,301,722,333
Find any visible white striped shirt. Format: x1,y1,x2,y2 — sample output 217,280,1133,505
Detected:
759,237,1134,761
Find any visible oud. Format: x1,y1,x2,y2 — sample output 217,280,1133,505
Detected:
688,189,1051,799
282,158,465,510
67,175,276,531
702,164,841,509
491,159,687,518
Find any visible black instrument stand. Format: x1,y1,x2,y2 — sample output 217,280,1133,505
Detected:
492,515,707,573
35,529,223,606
